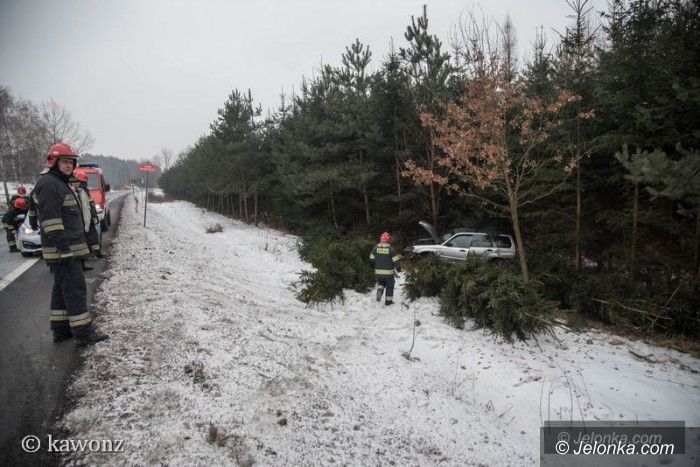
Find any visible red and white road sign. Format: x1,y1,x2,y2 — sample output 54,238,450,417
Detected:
139,163,157,172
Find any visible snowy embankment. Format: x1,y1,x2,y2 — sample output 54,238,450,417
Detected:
63,199,700,466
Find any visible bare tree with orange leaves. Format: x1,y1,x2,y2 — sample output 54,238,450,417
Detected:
406,72,579,281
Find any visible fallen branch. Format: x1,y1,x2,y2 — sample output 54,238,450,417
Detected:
592,299,672,321
628,349,658,364
401,304,420,362
498,405,513,418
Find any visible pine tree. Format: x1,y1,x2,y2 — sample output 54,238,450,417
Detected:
371,47,421,228
641,144,700,276
553,0,598,269
399,5,455,229
524,27,554,99
330,39,380,226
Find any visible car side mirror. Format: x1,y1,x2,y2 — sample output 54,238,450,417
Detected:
104,184,111,192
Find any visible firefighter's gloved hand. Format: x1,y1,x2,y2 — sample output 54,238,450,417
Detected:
395,264,402,273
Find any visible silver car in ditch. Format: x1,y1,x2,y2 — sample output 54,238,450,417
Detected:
411,221,516,263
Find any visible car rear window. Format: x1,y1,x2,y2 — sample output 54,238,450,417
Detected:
494,235,512,248
470,235,493,248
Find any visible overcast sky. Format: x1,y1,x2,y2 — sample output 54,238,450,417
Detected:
1,0,606,161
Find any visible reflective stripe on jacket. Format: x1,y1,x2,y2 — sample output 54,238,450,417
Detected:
34,170,90,263
370,242,401,276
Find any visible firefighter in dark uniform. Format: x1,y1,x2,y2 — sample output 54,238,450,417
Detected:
3,197,28,252
34,142,108,345
10,185,29,206
370,232,401,305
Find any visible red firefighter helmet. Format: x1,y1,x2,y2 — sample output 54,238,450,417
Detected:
73,169,89,182
380,232,392,243
13,198,28,210
16,185,27,195
46,142,79,168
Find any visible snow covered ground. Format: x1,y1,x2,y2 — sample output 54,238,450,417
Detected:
62,199,700,465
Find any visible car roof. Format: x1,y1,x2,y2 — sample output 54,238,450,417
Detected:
447,230,512,237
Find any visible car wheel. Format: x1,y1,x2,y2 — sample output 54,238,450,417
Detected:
491,258,506,267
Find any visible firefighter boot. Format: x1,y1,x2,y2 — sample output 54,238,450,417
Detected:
376,286,384,302
9,245,19,253
53,330,73,343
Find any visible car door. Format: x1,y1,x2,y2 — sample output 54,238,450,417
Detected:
492,235,515,259
466,234,495,259
441,234,473,261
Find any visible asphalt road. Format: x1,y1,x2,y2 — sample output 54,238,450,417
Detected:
0,192,127,465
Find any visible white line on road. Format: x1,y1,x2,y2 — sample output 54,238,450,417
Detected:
0,257,39,293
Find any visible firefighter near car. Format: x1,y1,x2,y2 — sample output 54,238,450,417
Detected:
73,169,104,259
33,142,108,346
2,197,28,252
75,162,111,232
370,232,402,305
9,185,29,206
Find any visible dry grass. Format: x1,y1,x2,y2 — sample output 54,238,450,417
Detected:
205,223,223,234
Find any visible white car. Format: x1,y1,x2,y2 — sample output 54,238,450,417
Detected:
411,221,516,263
17,215,101,258
16,215,41,257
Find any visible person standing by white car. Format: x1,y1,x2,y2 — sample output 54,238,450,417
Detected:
2,197,28,252
73,170,104,259
34,142,108,346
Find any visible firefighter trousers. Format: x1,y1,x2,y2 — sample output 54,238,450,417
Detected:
5,227,16,250
50,259,93,337
375,275,395,304
86,224,100,252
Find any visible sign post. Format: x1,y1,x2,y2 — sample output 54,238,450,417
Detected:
130,177,139,198
139,163,157,227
